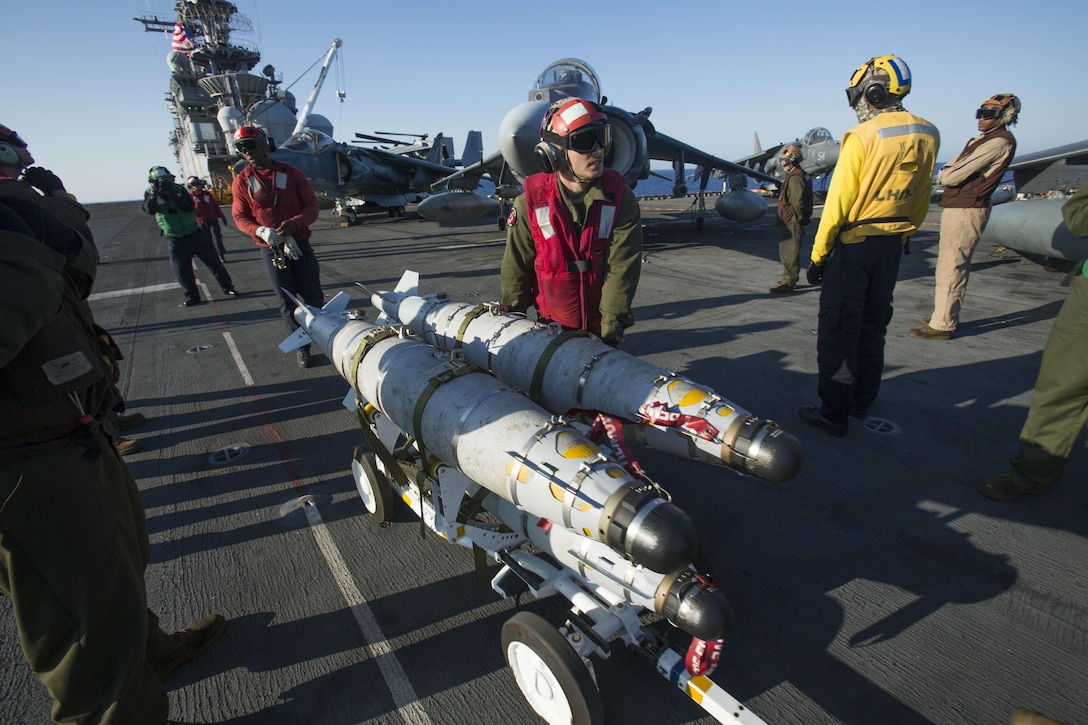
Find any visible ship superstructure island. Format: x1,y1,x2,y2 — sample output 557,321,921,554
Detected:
136,1,338,201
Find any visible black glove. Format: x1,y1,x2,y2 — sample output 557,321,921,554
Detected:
806,262,826,286
21,166,66,196
601,336,621,348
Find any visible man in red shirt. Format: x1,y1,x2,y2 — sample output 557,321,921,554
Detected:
230,126,324,368
187,176,229,263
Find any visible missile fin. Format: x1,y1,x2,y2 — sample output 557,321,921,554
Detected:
278,326,313,353
322,291,352,314
394,269,419,295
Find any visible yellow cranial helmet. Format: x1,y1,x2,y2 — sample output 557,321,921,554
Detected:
846,54,912,109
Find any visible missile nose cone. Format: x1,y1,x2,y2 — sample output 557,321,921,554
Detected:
605,488,698,573
626,500,699,574
734,418,803,483
659,570,734,641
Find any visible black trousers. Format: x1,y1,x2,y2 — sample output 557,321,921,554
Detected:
168,229,234,303
259,240,325,338
815,235,903,423
199,221,225,257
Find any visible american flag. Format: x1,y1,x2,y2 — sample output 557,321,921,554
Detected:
171,22,193,53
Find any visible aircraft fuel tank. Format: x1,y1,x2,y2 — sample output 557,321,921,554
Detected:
714,189,768,223
980,197,1088,262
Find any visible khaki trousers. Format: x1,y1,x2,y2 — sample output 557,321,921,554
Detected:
928,206,989,331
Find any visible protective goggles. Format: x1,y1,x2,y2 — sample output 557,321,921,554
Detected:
235,139,260,153
975,107,1003,120
566,124,612,154
1,129,27,148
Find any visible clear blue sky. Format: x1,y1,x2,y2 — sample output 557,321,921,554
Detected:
4,0,1086,203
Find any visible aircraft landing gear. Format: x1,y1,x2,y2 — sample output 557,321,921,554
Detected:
387,206,407,218
502,611,604,725
351,447,394,525
498,202,510,231
694,193,706,230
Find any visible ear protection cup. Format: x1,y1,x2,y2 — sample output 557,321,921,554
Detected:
864,81,888,108
534,141,560,173
0,143,19,167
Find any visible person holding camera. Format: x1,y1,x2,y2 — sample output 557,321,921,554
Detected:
0,123,94,244
143,166,236,307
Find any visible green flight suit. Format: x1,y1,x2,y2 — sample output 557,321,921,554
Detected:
1011,183,1088,485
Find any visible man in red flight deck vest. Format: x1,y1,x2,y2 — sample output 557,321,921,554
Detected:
500,97,643,347
187,176,229,263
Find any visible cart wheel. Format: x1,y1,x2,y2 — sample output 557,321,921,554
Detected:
351,447,394,524
501,611,603,725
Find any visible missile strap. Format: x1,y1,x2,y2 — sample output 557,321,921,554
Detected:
349,328,417,495
452,304,491,349
529,330,591,400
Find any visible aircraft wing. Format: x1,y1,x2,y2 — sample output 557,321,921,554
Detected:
363,146,458,176
733,143,785,171
1007,139,1088,195
429,150,522,194
644,130,780,187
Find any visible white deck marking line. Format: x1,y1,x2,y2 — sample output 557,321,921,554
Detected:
306,506,431,724
223,325,430,724
87,282,179,301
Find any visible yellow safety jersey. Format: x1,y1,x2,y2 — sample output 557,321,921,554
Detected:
812,110,939,263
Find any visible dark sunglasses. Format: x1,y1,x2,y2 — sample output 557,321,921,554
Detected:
567,125,612,154
975,107,1002,120
236,140,260,153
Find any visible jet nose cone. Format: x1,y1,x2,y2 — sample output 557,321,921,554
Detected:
499,100,551,178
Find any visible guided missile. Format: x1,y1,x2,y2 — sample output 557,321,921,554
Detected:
281,294,698,574
366,275,803,482
399,460,731,641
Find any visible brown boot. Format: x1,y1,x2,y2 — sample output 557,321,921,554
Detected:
978,472,1048,501
115,437,143,456
1010,708,1069,725
908,325,952,340
151,613,227,682
769,281,796,294
118,412,146,431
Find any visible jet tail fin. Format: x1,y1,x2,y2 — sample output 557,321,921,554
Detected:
425,133,448,166
754,132,762,153
461,131,483,168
